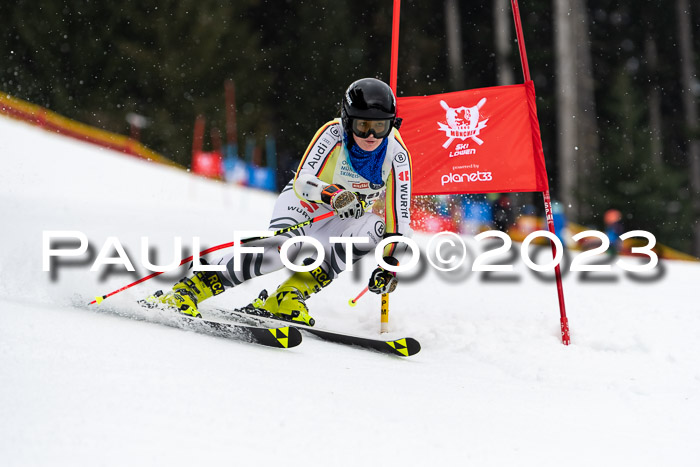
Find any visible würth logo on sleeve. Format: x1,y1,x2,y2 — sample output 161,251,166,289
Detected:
438,98,488,148
398,170,410,182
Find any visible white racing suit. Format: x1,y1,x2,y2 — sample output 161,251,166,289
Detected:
215,118,412,288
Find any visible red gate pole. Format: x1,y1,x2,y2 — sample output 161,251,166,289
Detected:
511,0,570,345
390,0,401,93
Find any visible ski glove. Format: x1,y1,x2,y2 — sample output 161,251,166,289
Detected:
368,256,399,294
321,184,364,220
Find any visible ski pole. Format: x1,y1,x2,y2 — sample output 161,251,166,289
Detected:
348,287,390,333
89,210,335,305
348,286,369,307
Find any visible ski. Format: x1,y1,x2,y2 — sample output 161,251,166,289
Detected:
212,307,421,357
301,326,421,357
171,314,302,349
128,298,302,349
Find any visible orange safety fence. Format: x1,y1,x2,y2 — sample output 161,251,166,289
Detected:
0,92,182,169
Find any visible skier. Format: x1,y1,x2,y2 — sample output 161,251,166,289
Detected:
146,78,413,326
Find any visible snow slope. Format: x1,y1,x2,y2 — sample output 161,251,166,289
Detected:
1,115,699,466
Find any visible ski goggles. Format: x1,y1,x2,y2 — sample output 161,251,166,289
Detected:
351,118,393,139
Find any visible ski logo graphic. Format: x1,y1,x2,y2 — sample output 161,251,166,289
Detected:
268,327,291,348
438,98,488,148
386,338,410,357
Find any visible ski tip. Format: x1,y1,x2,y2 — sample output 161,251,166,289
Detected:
266,326,303,349
386,337,421,357
286,326,303,348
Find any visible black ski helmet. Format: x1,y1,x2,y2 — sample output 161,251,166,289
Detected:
341,78,396,137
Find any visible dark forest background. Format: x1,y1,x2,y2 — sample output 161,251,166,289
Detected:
2,0,699,256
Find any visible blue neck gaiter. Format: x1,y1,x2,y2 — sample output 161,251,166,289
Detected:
344,133,389,185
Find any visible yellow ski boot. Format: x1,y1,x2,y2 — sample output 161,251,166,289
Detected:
257,264,331,326
144,269,226,318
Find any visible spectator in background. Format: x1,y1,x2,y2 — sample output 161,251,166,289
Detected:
491,193,513,233
604,209,624,256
